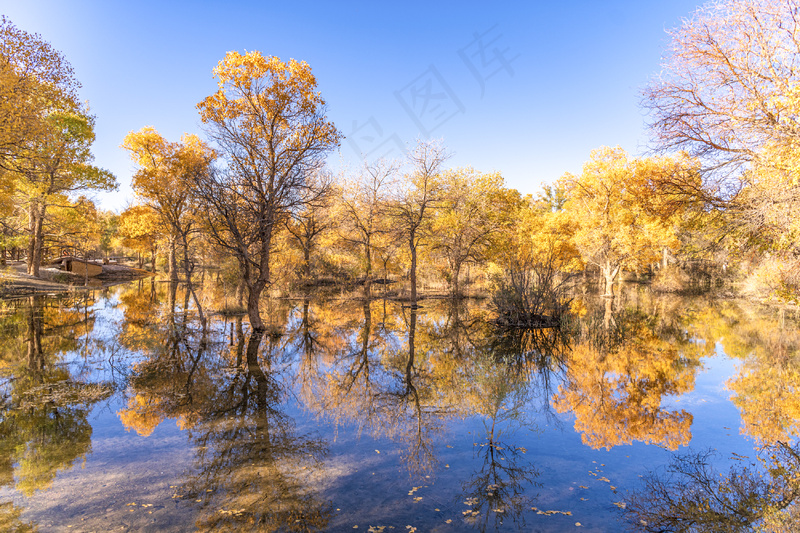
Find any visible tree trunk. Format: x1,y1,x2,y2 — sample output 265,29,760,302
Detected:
246,237,272,332
27,200,46,277
602,262,620,297
168,235,178,282
363,239,372,296
451,259,462,299
303,244,311,280
409,229,417,304
247,278,267,331
235,277,246,309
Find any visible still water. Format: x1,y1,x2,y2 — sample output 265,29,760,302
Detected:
0,280,798,532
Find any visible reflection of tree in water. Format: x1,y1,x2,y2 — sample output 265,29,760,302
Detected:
377,306,445,476
0,501,37,532
623,441,800,532
460,353,542,532
553,300,703,450
487,324,569,419
313,298,560,481
0,295,108,498
707,303,800,446
179,331,333,531
118,295,334,532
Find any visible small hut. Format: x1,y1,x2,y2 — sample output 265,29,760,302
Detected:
52,256,104,277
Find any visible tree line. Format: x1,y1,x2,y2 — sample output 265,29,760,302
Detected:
2,0,800,331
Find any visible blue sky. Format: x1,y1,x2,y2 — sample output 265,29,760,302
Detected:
4,0,704,212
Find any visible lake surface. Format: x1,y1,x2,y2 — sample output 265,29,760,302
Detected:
0,280,798,532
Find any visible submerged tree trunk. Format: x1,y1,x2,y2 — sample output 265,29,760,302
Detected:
409,228,418,304
245,235,272,332
602,262,620,298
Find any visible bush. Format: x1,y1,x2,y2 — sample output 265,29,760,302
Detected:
489,258,573,328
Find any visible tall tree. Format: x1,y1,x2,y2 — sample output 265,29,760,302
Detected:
432,168,513,298
283,170,334,283
390,141,448,304
122,128,213,280
13,108,115,276
195,52,341,331
560,147,684,297
643,0,800,296
337,159,398,294
644,0,800,182
0,16,79,168
118,205,162,271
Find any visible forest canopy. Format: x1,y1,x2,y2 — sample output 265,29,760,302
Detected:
1,0,799,315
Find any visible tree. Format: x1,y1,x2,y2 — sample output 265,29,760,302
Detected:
283,170,334,283
52,197,101,285
643,0,800,182
559,147,683,296
12,108,116,276
643,0,800,296
195,52,341,331
0,16,79,168
337,159,398,294
432,168,513,298
118,205,163,271
122,127,213,281
390,140,448,304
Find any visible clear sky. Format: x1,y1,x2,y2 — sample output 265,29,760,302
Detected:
4,0,704,212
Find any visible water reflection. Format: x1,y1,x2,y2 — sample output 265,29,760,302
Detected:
554,295,706,450
460,354,542,531
177,331,333,531
0,295,110,499
3,280,800,530
623,441,800,532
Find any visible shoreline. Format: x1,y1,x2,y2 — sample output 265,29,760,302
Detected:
0,260,152,299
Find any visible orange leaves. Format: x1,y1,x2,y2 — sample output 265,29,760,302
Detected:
559,147,692,279
553,327,697,451
198,52,329,136
121,126,213,231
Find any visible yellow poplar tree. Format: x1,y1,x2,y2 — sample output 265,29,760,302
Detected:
560,147,682,296
195,52,341,331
